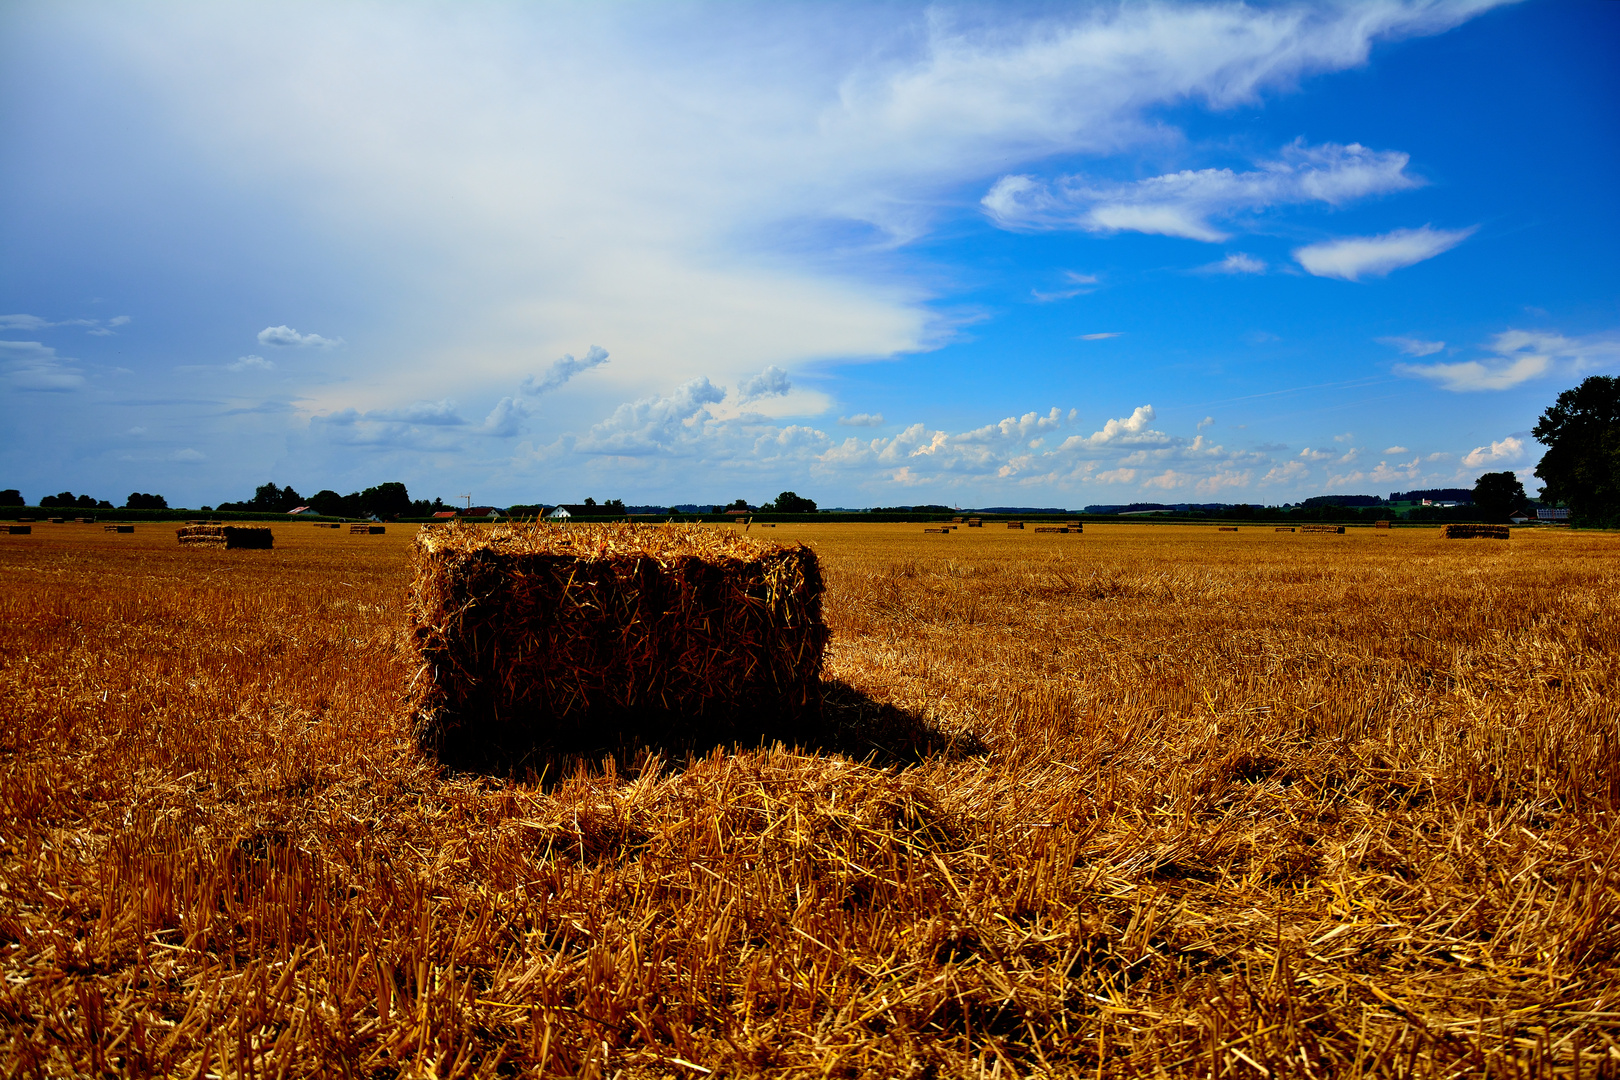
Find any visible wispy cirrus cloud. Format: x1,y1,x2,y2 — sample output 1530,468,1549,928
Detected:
1379,335,1445,356
983,141,1421,241
1397,329,1620,391
1199,253,1267,275
1294,225,1475,281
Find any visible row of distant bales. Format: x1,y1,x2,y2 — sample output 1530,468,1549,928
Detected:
3,516,1517,543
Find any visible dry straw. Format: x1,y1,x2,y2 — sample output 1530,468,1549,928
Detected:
1443,523,1511,539
175,525,274,549
406,521,830,760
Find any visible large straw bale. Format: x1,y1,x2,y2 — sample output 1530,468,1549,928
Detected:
176,525,274,549
1443,523,1510,540
406,521,830,758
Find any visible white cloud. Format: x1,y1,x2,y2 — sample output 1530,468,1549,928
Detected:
170,448,207,462
737,365,792,401
1299,447,1333,462
1197,416,1215,430
1294,225,1475,281
1462,436,1525,468
1378,335,1444,356
1031,271,1099,302
1397,329,1620,392
1201,253,1267,275
984,141,1421,241
1260,460,1309,485
838,412,884,427
1333,432,1354,443
2,313,130,335
257,325,343,348
228,354,275,371
1079,332,1123,341
576,376,729,456
1384,445,1409,454
519,346,610,396
0,340,86,391
58,1,1509,417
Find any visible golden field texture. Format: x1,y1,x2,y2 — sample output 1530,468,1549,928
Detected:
2,520,1618,1078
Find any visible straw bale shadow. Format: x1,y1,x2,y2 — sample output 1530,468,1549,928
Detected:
430,678,985,784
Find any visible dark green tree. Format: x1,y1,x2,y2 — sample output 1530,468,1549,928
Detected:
124,493,168,509
359,482,412,519
1533,376,1620,527
1472,471,1527,522
767,491,816,513
309,489,350,517
0,489,23,507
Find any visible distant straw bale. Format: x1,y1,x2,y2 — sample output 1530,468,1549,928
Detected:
5,525,30,535
176,525,274,549
350,524,386,534
1275,527,1296,532
104,525,134,534
1218,526,1238,532
1375,520,1392,529
1033,526,1076,534
1299,524,1345,534
1443,524,1510,540
1006,521,1024,529
406,521,830,760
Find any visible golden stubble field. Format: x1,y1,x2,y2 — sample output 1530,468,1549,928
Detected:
2,520,1618,1078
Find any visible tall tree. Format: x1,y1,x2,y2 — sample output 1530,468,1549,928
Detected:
1472,471,1526,522
1533,376,1620,527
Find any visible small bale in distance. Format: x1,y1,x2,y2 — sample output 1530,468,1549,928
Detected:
1443,524,1510,540
104,525,134,534
1033,526,1073,534
1276,527,1296,532
350,524,386,534
1299,524,1345,534
176,525,274,549
5,525,31,535
406,521,830,763
1218,526,1238,532
1375,520,1392,529
967,518,982,527
48,517,64,524
1007,521,1024,530
923,527,950,534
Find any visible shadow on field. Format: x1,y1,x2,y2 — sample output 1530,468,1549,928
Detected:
431,678,985,786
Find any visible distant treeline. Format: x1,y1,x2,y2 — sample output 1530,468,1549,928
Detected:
216,482,446,519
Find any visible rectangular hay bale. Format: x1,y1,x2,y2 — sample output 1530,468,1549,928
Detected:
1033,526,1071,533
350,524,386,534
406,522,830,758
1006,521,1024,529
922,527,950,533
1218,526,1238,532
1442,524,1510,540
1275,527,1296,532
176,525,274,549
5,525,31,535
1299,524,1345,534
104,525,134,534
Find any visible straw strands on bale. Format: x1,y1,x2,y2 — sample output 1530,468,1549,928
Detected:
1444,524,1511,540
1299,524,1345,534
350,524,386,534
175,525,274,549
406,521,830,762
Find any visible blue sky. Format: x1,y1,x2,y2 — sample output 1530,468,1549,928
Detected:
3,0,1616,510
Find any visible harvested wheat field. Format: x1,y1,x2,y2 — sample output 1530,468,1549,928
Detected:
3,522,1619,1077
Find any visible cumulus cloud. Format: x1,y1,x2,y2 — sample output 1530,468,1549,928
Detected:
737,365,792,402
1294,225,1475,281
838,412,885,427
576,376,729,456
1379,335,1445,357
984,141,1421,241
1384,445,1410,454
520,346,610,396
257,325,343,348
1,340,86,391
1397,329,1620,392
1462,435,1525,468
1197,416,1215,430
228,354,275,371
